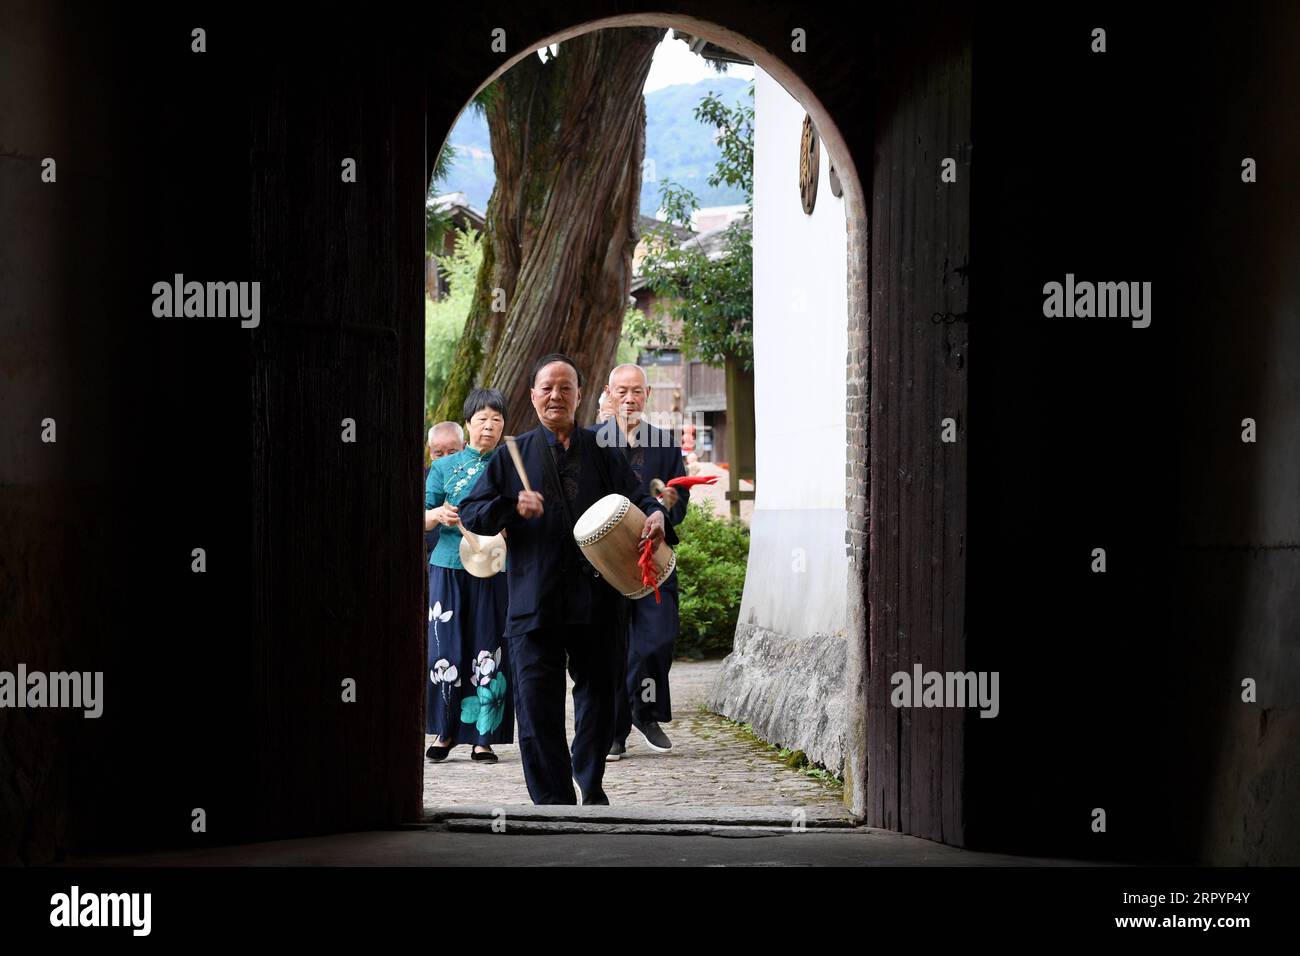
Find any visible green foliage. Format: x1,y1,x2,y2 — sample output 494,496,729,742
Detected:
673,498,750,657
638,213,753,369
616,307,644,366
636,83,754,370
709,712,844,788
425,229,483,428
426,144,458,257
694,85,754,198
782,749,809,770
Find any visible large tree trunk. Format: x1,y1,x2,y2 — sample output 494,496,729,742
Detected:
434,27,665,429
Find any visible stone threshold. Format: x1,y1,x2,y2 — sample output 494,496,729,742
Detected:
419,803,861,831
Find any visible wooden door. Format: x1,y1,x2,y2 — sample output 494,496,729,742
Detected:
866,20,973,845
247,50,427,837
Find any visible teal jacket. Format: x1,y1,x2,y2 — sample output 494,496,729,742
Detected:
425,445,495,569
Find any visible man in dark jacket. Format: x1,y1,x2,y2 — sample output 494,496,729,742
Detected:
458,353,670,805
591,364,689,759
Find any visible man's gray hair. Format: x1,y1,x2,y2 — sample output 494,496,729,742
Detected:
607,363,649,387
428,421,464,444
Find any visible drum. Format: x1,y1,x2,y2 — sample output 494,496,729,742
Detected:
458,526,507,578
573,493,675,599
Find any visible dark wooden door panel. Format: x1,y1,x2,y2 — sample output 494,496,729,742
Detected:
248,56,426,838
867,23,972,845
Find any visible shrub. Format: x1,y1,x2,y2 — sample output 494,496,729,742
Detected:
424,229,482,429
673,498,750,658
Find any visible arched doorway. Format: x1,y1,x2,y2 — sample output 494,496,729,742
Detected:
424,14,878,829
241,4,970,850
421,20,866,821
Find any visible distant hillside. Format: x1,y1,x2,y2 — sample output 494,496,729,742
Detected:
435,76,752,218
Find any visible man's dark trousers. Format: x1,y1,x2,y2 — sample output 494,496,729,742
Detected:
510,597,622,805
613,570,678,746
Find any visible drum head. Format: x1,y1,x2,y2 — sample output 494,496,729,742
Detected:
572,493,630,545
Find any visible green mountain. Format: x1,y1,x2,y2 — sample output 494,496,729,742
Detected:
435,76,752,218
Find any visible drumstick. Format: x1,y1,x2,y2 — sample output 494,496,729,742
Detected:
502,436,533,493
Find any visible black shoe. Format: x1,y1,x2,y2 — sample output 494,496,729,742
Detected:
571,778,608,807
471,747,498,763
426,742,453,762
633,721,672,752
607,739,626,761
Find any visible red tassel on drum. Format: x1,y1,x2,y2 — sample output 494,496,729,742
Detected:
638,537,661,604
664,475,719,489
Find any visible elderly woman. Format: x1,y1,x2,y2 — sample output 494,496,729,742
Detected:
424,388,513,763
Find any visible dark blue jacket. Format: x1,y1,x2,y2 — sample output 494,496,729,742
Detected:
588,418,690,528
458,423,670,636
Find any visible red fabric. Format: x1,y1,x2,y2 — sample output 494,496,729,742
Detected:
664,475,719,489
638,537,661,604
641,478,715,599
638,476,716,601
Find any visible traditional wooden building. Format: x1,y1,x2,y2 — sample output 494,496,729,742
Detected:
425,191,485,299
628,218,743,463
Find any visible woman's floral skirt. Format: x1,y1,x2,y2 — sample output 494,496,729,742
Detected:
426,564,513,745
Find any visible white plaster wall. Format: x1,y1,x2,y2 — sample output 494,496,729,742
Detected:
737,66,848,638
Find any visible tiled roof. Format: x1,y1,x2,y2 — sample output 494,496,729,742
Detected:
631,217,751,291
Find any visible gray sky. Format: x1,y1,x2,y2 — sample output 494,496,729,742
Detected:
537,33,754,93
644,33,754,92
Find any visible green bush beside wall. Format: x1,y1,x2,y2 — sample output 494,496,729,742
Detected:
673,498,750,658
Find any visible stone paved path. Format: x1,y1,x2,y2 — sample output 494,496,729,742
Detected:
424,659,848,815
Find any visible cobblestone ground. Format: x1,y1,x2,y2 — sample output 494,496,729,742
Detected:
424,659,846,813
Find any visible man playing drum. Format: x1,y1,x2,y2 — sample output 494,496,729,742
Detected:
458,353,671,805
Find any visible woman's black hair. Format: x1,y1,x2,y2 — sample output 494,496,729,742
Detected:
462,387,507,423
